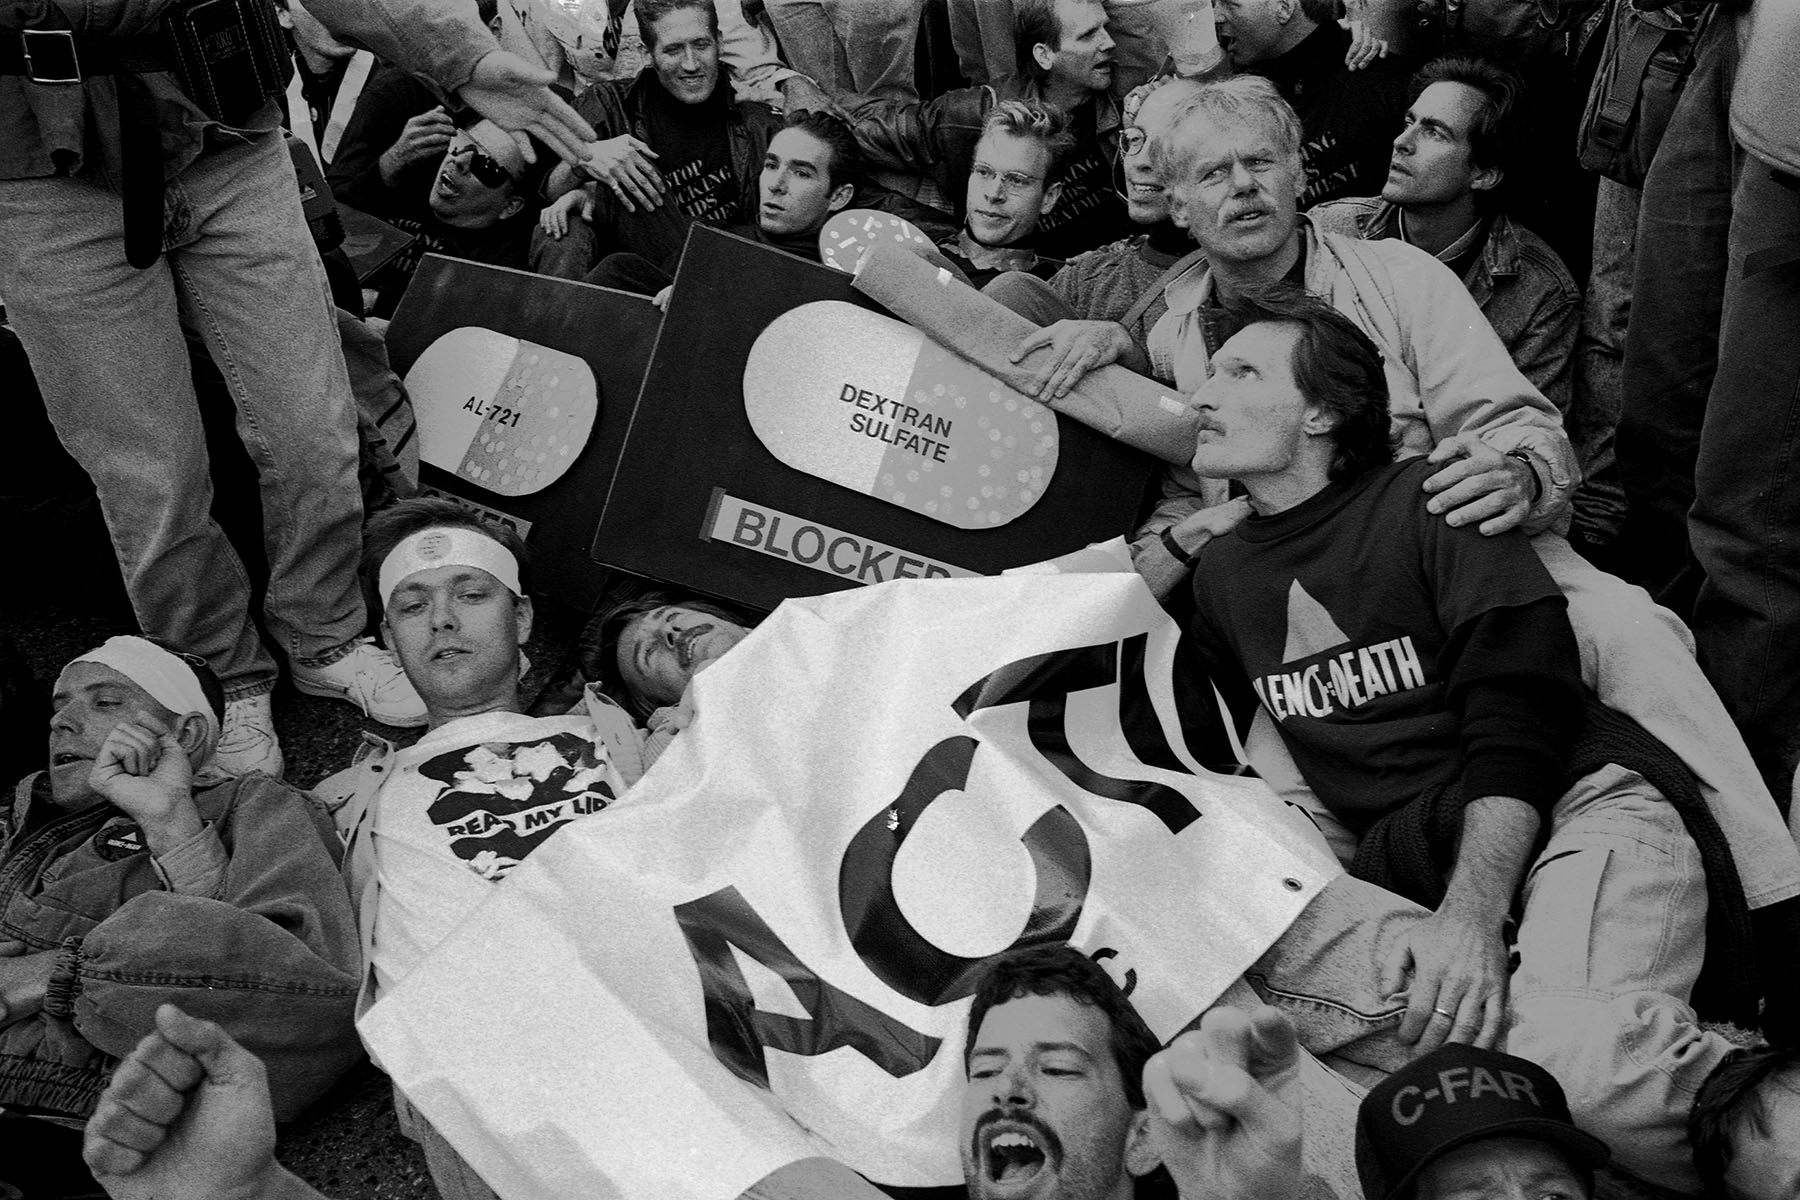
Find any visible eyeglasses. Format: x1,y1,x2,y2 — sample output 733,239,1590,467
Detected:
1120,126,1148,156
970,162,1046,196
447,140,515,189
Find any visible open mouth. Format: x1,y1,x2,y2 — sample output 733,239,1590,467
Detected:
430,645,470,663
672,623,716,670
976,1120,1056,1193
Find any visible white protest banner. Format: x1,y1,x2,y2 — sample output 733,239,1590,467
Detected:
362,572,1341,1199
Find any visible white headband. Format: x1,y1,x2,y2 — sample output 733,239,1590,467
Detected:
68,636,219,741
379,526,522,608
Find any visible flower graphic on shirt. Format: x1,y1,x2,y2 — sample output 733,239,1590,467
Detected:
422,732,619,880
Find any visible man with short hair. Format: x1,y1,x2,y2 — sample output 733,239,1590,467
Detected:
1308,56,1581,419
848,0,1131,259
1179,291,1751,1188
940,101,1073,288
0,636,361,1196
1214,0,1410,206
1354,1044,1611,1200
315,497,643,1200
534,0,786,277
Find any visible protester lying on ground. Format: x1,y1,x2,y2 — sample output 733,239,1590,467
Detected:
1692,1043,1800,1200
1177,289,1757,1190
1308,55,1580,420
0,637,360,1197
846,0,1132,260
580,110,862,297
312,498,640,1200
578,586,758,767
935,101,1072,289
83,960,1313,1200
1355,1042,1612,1200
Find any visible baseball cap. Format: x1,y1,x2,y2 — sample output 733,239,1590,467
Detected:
1355,1044,1611,1200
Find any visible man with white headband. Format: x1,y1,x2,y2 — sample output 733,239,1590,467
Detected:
0,635,361,1196
316,497,644,1200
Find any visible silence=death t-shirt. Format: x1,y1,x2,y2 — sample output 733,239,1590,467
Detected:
368,710,629,995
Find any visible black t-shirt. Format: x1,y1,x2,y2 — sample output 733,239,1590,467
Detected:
644,79,741,226
1027,97,1130,260
1251,23,1411,208
1187,457,1578,824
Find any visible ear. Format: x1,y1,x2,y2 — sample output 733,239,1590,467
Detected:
173,711,211,761
500,194,527,222
1123,1109,1162,1178
1470,163,1502,194
1032,40,1058,74
1275,0,1294,22
514,594,535,649
1040,180,1064,216
827,181,855,215
379,614,395,651
1301,402,1339,436
274,4,295,30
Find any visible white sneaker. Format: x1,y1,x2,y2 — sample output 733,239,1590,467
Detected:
210,692,285,780
292,637,429,727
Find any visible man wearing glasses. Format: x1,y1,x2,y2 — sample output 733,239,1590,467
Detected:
938,101,1072,289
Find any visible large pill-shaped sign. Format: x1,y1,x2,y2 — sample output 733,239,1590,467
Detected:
403,327,598,497
743,301,1057,529
817,209,936,276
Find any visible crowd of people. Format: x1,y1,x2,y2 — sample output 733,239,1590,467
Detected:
2,0,1798,1197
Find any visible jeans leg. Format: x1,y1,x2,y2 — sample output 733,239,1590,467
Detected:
165,132,368,665
947,0,1018,86
1506,765,1736,1190
765,0,855,95
0,173,276,698
1569,177,1638,556
1614,15,1740,610
831,0,921,100
1689,164,1800,806
1242,874,1424,1074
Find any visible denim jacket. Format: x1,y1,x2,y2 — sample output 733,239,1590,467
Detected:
1307,196,1581,417
0,771,362,1121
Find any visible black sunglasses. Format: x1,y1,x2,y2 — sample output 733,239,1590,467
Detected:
449,140,516,189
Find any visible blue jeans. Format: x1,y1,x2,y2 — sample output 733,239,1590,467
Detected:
0,130,367,697
765,0,921,100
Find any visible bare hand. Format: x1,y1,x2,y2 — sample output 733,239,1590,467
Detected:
1380,910,1509,1050
1338,0,1390,69
1143,1005,1303,1200
0,948,54,1025
460,50,598,166
88,716,200,849
1009,320,1133,401
379,106,455,184
779,74,832,115
84,1006,310,1200
538,186,593,238
579,134,665,214
1423,434,1536,535
652,285,674,312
